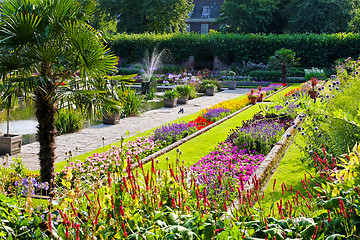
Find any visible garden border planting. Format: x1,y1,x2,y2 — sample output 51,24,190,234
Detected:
130,86,288,169
244,115,305,191
224,115,304,218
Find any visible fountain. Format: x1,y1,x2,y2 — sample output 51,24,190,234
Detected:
140,48,168,94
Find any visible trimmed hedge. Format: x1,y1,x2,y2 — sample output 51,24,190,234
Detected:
110,33,360,67
248,70,282,81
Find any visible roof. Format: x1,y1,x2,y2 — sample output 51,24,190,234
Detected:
188,0,224,21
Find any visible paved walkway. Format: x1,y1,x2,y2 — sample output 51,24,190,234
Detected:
11,88,250,170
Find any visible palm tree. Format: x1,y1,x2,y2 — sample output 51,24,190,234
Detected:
269,48,299,84
0,0,118,187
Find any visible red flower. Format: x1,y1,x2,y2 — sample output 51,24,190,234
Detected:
188,116,213,130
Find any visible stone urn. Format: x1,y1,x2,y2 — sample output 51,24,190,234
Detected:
103,112,121,125
228,82,237,90
205,88,216,96
0,134,22,155
164,98,178,108
177,95,189,104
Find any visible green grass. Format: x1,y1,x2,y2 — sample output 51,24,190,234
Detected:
260,130,315,213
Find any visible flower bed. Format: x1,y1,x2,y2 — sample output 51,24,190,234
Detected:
226,114,293,155
57,97,250,180
190,113,294,200
190,142,264,191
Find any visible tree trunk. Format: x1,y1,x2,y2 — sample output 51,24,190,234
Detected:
35,88,57,188
281,63,287,84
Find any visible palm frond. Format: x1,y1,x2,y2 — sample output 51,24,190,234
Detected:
62,21,118,76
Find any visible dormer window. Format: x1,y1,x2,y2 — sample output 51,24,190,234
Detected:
202,6,211,18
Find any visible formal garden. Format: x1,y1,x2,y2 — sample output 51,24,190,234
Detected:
1,0,360,239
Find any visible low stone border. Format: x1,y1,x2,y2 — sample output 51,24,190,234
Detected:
130,85,289,170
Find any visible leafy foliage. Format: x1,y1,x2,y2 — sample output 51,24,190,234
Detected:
55,109,85,135
110,32,360,67
288,0,356,33
0,0,118,185
217,0,277,33
97,0,194,33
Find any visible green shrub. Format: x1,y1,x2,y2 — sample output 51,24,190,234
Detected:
163,89,179,99
119,87,144,117
55,109,85,135
159,64,184,74
110,33,360,68
248,70,282,81
205,83,216,89
304,67,326,81
198,79,221,93
174,85,196,97
287,67,305,77
117,67,142,75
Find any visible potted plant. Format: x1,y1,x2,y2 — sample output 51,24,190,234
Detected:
163,89,179,108
308,77,319,99
0,88,22,155
257,85,266,102
175,85,195,104
205,84,216,96
102,85,124,125
247,88,260,104
103,108,122,125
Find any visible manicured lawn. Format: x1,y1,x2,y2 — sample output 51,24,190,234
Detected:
260,131,315,213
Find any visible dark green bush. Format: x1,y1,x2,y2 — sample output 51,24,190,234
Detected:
55,109,85,135
159,64,184,74
110,33,360,68
287,68,305,77
248,70,282,81
117,67,142,75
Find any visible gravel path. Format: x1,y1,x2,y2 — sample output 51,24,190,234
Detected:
9,88,250,170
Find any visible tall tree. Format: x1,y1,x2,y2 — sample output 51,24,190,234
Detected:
217,0,278,33
288,0,356,33
98,0,194,34
0,0,118,186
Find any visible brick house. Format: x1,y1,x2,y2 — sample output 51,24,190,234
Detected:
186,0,224,34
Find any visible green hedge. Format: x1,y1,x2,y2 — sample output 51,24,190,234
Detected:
248,70,282,81
110,33,360,67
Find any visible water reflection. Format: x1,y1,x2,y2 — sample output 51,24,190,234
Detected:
0,120,38,145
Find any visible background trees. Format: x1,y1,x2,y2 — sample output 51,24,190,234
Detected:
217,0,278,33
217,0,360,34
96,0,194,34
288,0,356,33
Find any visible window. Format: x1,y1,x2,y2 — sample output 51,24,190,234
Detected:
201,24,208,34
202,6,210,18
186,24,190,33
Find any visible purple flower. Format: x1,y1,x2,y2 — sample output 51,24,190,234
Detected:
154,122,196,144
202,108,230,121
